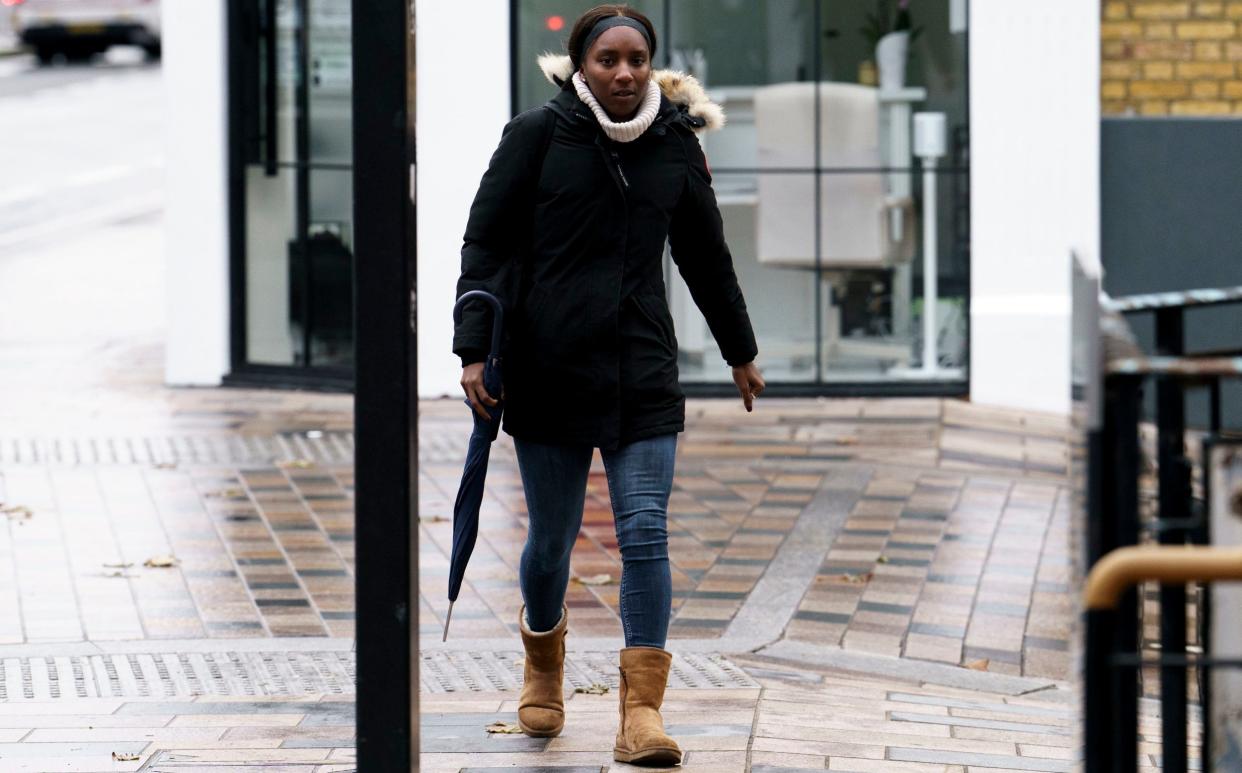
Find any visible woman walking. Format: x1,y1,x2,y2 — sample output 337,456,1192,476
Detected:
452,4,764,765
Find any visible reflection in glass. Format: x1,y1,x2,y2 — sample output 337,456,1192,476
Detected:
672,172,818,384
303,168,354,368
513,0,970,385
242,0,354,370
244,0,300,366
668,1,815,88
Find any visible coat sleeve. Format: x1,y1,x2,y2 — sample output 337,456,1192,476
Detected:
453,109,548,367
667,134,759,368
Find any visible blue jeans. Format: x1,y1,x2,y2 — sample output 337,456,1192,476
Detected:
514,432,677,649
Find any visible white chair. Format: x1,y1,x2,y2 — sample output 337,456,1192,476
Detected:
753,81,915,366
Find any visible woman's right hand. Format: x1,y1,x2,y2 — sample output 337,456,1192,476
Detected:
461,362,503,420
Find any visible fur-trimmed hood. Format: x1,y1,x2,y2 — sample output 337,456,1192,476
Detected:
537,53,725,133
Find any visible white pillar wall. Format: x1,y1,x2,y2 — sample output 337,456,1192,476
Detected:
416,0,511,399
163,2,230,386
968,1,1100,415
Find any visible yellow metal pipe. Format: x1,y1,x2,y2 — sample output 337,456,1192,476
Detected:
1084,545,1242,611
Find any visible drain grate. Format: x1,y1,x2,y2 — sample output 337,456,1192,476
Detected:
419,650,758,693
0,432,518,467
0,433,355,466
1,650,756,699
0,651,355,699
143,755,354,771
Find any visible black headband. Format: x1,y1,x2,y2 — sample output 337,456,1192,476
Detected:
579,16,652,62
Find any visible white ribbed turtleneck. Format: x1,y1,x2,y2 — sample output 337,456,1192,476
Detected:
572,71,661,143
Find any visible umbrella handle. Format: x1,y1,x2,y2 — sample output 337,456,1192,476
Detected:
452,290,505,358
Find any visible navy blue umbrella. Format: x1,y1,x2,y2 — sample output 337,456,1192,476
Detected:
444,289,506,641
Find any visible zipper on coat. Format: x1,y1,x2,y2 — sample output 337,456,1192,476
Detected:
609,149,630,189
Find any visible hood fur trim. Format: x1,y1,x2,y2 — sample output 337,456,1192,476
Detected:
537,53,725,132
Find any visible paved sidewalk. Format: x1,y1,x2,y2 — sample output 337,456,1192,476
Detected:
0,357,1113,771
0,217,1196,770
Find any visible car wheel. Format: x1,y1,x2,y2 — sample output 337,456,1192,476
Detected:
142,43,162,61
35,47,57,65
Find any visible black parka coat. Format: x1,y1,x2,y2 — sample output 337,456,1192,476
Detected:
453,60,758,452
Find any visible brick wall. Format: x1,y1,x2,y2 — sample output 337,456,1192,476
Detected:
1102,1,1242,115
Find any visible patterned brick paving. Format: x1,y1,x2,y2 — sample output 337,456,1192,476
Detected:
419,397,1072,679
0,76,1189,769
783,472,1072,678
0,256,1183,768
0,389,1075,658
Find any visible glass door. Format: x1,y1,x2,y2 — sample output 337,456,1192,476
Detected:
231,0,354,382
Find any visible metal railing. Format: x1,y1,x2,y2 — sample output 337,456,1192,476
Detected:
1076,256,1242,772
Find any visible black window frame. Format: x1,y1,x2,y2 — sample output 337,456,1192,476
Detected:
508,0,972,399
225,0,357,392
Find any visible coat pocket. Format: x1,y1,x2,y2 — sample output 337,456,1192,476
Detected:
630,289,677,354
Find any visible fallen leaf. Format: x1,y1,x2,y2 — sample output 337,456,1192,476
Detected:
143,555,179,568
574,683,610,695
0,504,32,520
836,436,860,445
964,659,990,671
103,570,138,579
151,462,178,470
876,556,889,564
279,459,315,469
206,488,246,499
420,515,449,523
112,751,140,761
817,572,873,585
485,721,522,734
571,573,613,586
102,562,134,569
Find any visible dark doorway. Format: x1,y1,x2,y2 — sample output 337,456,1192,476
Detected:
228,0,356,390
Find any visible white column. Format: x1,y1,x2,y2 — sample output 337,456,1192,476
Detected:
415,0,512,399
163,2,230,386
968,1,1099,415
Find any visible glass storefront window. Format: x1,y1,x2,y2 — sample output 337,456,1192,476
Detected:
234,0,355,376
513,0,969,388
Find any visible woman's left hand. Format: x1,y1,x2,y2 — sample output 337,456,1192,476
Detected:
732,361,766,413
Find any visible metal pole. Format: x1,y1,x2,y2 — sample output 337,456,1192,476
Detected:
921,157,938,373
1155,308,1188,773
1113,376,1141,773
1084,608,1115,772
354,0,417,769
1092,373,1141,772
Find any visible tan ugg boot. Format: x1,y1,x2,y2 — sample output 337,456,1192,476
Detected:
613,646,683,765
517,603,568,737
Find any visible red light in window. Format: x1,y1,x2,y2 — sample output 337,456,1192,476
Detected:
1,0,26,7
546,15,565,32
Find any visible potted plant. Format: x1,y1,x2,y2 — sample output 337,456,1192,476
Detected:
860,0,922,90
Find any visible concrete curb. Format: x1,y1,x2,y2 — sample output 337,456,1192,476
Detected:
752,638,1063,696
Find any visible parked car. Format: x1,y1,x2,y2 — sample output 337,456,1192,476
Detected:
7,0,161,64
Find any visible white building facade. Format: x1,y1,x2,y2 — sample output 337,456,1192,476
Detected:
164,0,1098,416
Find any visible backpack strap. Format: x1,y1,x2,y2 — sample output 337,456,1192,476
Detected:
536,103,557,170
508,105,558,345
